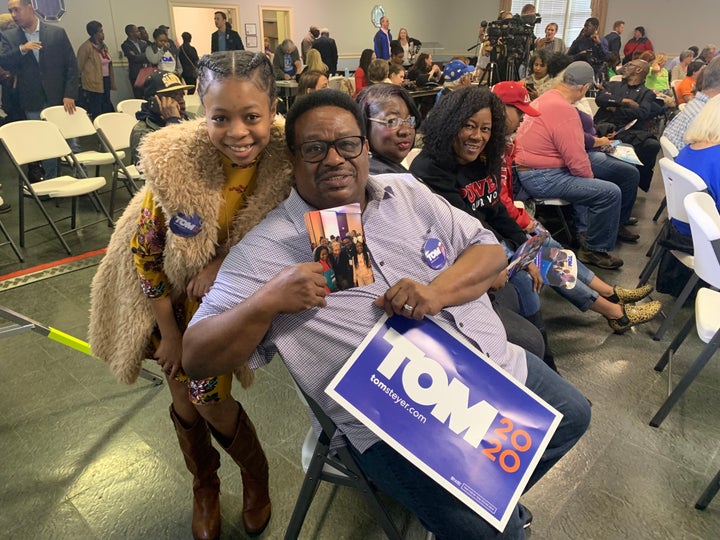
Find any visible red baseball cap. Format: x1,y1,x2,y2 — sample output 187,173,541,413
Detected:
491,81,541,116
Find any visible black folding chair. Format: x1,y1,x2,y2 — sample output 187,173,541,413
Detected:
285,382,402,540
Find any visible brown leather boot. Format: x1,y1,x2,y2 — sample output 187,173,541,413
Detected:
214,403,271,536
170,406,222,540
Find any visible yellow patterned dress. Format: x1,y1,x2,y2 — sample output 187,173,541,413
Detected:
131,156,257,403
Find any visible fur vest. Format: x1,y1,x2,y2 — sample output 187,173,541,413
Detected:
88,118,293,385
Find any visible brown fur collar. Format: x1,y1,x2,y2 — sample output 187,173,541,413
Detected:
89,119,293,385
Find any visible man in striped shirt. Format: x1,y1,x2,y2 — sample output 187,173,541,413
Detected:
184,89,590,538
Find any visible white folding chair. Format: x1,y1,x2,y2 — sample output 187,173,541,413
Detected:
401,148,421,169
650,192,720,427
116,98,145,117
183,92,204,117
40,105,119,177
637,159,707,340
575,96,598,117
93,112,143,215
0,120,112,255
0,196,23,262
660,135,679,160
653,136,680,222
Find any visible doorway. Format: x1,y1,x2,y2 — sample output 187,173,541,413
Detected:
169,3,240,58
259,6,292,55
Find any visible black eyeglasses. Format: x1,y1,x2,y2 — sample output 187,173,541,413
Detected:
369,116,417,130
295,136,366,163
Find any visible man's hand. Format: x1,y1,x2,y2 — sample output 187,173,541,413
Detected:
375,278,443,320
595,136,613,147
620,98,639,108
489,269,509,291
523,218,538,234
20,41,42,54
63,98,76,114
155,95,181,120
526,262,543,293
265,262,328,314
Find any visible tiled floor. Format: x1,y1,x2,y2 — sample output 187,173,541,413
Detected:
1,149,719,539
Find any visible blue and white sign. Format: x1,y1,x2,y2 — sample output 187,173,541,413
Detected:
326,314,562,532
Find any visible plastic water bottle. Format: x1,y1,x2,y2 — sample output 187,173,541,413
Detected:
344,67,349,78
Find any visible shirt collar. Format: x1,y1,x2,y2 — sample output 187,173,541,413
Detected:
284,176,390,232
24,17,39,35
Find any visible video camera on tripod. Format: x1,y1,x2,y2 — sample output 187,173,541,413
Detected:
484,13,541,82
486,13,541,55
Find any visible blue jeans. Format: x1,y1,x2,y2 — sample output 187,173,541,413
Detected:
543,236,599,311
503,240,541,318
517,168,621,252
578,152,640,228
350,352,591,540
507,236,599,314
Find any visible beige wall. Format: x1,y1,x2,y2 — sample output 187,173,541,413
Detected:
31,0,720,101
44,0,720,62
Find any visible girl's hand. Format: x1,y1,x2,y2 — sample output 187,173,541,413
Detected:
155,331,183,378
187,257,224,302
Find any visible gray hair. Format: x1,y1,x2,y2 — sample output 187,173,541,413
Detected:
280,39,295,54
701,56,720,91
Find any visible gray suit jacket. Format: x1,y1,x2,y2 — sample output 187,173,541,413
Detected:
0,21,79,112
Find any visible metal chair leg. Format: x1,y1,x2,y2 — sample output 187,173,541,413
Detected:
650,328,720,427
0,219,23,262
652,197,667,222
555,205,573,245
653,274,699,341
654,313,695,372
695,469,720,510
284,438,328,540
644,221,667,258
637,245,666,288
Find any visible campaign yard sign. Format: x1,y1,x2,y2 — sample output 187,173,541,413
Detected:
325,314,562,532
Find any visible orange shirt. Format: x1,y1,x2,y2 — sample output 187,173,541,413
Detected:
675,76,695,104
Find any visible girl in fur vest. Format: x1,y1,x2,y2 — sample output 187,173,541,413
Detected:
89,51,293,539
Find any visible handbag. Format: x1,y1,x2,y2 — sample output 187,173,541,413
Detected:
134,66,155,89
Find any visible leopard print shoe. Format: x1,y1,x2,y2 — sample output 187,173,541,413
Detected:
608,300,663,334
607,284,654,304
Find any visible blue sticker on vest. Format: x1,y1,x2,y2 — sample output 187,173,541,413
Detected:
169,212,202,237
423,238,446,270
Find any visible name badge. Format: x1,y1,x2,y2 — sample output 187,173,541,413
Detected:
423,238,446,270
169,212,202,237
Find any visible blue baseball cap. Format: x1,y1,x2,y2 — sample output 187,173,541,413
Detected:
442,60,474,82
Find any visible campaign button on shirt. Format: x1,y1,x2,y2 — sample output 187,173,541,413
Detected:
423,238,446,270
169,212,202,237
